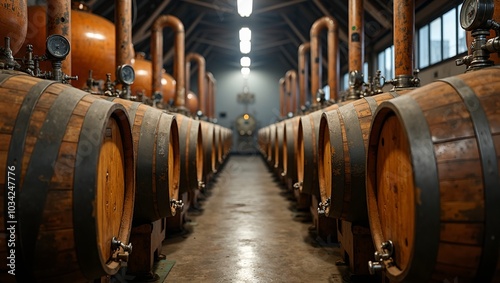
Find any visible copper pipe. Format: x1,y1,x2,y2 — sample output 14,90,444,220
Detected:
206,72,216,118
349,0,363,73
205,72,212,117
394,0,414,77
115,0,133,66
285,70,298,114
186,52,206,113
298,42,310,108
310,16,338,104
151,15,185,106
47,0,71,74
279,77,286,117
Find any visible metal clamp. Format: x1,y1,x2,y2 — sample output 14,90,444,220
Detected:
317,197,330,215
368,240,394,274
171,199,184,210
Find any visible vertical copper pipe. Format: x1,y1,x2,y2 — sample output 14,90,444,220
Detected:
207,72,216,118
186,53,206,113
298,42,310,108
310,16,338,104
285,70,298,114
47,0,71,74
394,0,414,77
349,0,364,73
152,15,185,107
115,0,133,66
279,77,285,117
205,72,212,117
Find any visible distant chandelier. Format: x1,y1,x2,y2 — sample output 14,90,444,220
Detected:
237,0,253,17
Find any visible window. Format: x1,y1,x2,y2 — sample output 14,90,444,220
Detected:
430,18,442,64
419,25,429,68
377,45,394,80
363,62,368,80
417,5,467,69
342,72,348,90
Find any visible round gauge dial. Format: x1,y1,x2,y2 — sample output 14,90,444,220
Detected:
46,35,70,59
117,64,135,85
460,0,494,30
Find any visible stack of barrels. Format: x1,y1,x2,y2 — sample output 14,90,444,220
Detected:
0,1,232,282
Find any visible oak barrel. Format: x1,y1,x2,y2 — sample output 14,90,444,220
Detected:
176,114,203,194
267,124,276,167
201,120,217,177
317,91,402,223
284,116,300,187
366,68,500,282
296,104,339,195
0,70,135,282
106,98,180,224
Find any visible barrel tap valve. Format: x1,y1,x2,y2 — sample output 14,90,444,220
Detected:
317,197,330,215
293,181,303,190
171,199,184,210
198,180,206,190
111,237,132,262
368,240,394,274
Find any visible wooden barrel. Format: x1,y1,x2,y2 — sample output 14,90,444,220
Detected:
366,68,500,282
296,104,339,195
201,120,217,177
0,70,135,282
176,114,203,194
284,117,300,186
274,121,285,176
267,124,276,166
0,0,27,55
214,124,224,169
317,91,402,223
106,98,180,224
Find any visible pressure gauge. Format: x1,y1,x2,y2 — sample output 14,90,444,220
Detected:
116,64,135,85
348,70,363,87
46,34,70,60
460,0,494,31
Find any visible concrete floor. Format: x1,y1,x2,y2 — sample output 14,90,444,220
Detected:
162,155,346,282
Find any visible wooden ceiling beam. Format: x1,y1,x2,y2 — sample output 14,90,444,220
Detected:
182,0,233,13
281,13,307,43
364,1,392,30
312,0,348,43
254,0,308,14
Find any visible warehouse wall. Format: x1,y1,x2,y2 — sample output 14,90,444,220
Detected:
207,62,286,153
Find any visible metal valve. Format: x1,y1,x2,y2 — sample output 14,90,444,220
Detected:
171,199,184,210
198,180,206,190
111,237,132,253
367,240,394,275
317,198,330,215
368,260,385,275
293,182,302,190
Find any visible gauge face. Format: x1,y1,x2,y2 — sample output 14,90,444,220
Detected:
117,64,135,85
460,0,494,30
46,35,70,59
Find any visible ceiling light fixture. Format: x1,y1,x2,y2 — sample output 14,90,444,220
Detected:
237,0,253,17
239,27,251,41
240,56,251,67
240,40,251,54
241,67,250,78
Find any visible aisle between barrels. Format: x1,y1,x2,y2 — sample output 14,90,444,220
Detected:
162,155,345,282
